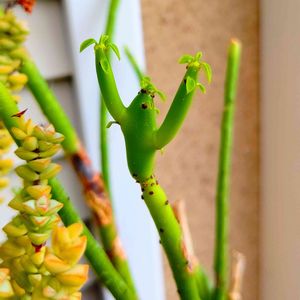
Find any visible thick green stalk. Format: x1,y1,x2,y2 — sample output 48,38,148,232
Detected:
213,39,241,300
155,67,199,149
20,60,79,154
124,47,144,81
141,176,200,300
0,82,136,300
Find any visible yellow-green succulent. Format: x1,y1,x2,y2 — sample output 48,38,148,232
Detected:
0,115,88,299
0,9,29,203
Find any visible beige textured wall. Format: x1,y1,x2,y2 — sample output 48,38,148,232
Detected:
141,1,259,299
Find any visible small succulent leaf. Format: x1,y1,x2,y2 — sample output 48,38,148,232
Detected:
80,38,97,53
178,54,194,64
140,76,151,88
186,76,196,94
100,34,109,45
100,58,109,73
197,82,206,94
156,90,166,101
195,51,203,61
201,62,212,83
109,43,121,60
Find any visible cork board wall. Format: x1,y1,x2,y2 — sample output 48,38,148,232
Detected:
141,1,259,299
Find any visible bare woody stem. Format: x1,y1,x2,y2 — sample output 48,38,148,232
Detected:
213,39,242,300
0,82,136,300
19,59,136,294
173,200,213,300
228,251,246,300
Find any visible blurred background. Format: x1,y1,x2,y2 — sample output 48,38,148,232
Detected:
1,0,299,299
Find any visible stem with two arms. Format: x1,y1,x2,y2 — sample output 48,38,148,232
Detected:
88,35,212,299
125,47,214,299
213,39,242,300
0,82,136,300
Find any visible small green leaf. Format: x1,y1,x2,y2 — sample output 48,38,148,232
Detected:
109,43,121,60
195,51,203,61
201,62,212,83
197,82,206,94
140,76,151,89
178,54,194,64
186,76,196,94
100,58,109,73
100,34,109,45
156,90,166,101
80,38,97,52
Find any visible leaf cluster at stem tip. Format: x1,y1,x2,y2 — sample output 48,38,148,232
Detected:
179,52,212,94
80,35,120,60
140,76,166,101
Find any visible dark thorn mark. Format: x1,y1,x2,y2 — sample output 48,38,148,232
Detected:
141,89,146,94
151,94,155,98
150,175,153,179
149,191,154,195
150,183,155,186
141,195,144,200
132,174,137,177
184,79,187,84
11,108,28,118
156,180,159,185
177,289,181,295
185,260,189,265
164,200,169,205
159,240,161,244
159,228,164,233
141,188,145,192
141,103,148,109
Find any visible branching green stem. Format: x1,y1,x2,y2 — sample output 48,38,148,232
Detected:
213,39,242,300
92,36,211,298
0,82,136,300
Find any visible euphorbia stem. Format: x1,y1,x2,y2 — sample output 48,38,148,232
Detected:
100,0,120,196
140,176,200,300
213,39,241,300
20,59,136,294
0,82,136,300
